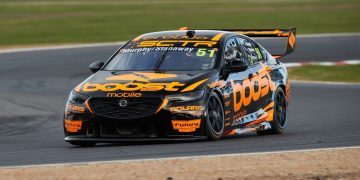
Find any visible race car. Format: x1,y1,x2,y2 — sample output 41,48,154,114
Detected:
64,27,295,146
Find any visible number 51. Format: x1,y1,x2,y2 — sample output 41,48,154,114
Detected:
196,48,216,57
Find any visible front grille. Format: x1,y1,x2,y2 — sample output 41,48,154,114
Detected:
89,97,163,119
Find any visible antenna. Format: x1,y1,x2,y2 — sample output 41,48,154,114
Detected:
186,30,195,37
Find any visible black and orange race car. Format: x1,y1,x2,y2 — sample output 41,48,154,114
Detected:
64,27,295,146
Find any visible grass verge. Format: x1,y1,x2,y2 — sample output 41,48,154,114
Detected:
288,64,360,83
0,0,359,46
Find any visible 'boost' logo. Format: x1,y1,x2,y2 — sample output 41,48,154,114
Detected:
231,73,275,112
82,73,185,92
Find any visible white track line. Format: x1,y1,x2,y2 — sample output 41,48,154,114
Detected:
0,33,359,54
1,146,359,169
291,80,360,85
284,60,360,67
297,33,360,38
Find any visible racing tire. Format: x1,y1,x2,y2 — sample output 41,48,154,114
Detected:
68,141,97,147
205,92,225,140
257,87,287,135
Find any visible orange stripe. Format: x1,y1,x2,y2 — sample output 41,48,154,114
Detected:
74,84,81,92
263,102,275,111
265,110,274,121
85,99,94,115
272,55,282,59
288,32,296,48
155,98,169,114
132,35,143,41
223,130,237,136
211,32,225,41
181,78,208,92
245,113,268,127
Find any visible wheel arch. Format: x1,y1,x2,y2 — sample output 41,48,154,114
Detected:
278,84,286,96
211,88,224,106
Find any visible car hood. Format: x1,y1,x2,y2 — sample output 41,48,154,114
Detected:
75,70,217,97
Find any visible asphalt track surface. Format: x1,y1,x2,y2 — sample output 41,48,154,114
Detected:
0,35,359,167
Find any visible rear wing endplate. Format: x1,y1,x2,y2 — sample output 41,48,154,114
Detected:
212,27,296,59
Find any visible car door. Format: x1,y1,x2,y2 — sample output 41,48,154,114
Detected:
236,36,275,119
222,36,255,129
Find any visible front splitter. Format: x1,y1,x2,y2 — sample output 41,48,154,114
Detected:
65,136,207,143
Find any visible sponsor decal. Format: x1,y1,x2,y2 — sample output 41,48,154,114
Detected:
64,120,82,133
169,106,204,112
66,104,85,113
82,72,191,92
81,72,208,92
231,109,265,126
120,47,195,54
172,119,201,133
136,40,217,48
231,73,275,112
107,92,142,98
141,35,209,40
232,110,247,121
83,82,184,92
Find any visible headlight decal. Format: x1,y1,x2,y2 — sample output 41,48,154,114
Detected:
165,90,205,102
68,91,90,104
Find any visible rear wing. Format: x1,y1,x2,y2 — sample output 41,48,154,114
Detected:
211,28,296,59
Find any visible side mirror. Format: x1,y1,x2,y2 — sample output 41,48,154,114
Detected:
89,61,104,73
229,60,248,72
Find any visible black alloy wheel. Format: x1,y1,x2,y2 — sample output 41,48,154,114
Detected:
257,87,287,135
206,92,225,140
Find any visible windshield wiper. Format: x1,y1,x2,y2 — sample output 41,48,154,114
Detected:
153,50,169,72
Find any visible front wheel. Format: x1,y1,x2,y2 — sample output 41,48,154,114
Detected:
257,87,287,135
205,92,225,140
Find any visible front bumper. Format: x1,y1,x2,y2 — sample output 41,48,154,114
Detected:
64,99,207,141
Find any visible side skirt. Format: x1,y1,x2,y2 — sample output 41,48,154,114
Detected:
223,121,272,136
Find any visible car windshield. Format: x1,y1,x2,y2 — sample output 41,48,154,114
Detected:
104,47,218,71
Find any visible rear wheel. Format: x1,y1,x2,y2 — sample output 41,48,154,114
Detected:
205,92,225,140
257,87,287,135
68,141,97,147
